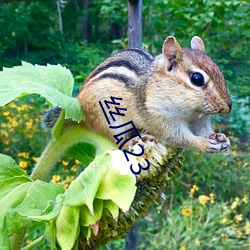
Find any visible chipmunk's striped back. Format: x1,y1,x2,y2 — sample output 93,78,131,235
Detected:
83,48,155,89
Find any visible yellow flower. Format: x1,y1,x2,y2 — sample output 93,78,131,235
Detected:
17,105,31,112
221,162,228,167
75,159,81,165
243,195,248,204
62,160,69,166
198,195,210,206
220,217,228,224
9,102,16,108
209,193,215,204
0,130,8,138
11,119,18,127
19,161,28,169
18,152,30,159
231,198,240,209
66,176,75,182
179,247,186,250
244,221,250,234
17,106,24,112
232,150,237,156
3,111,9,116
63,182,69,189
3,138,9,145
70,165,77,172
234,214,243,224
4,147,10,152
194,238,201,247
32,157,39,162
26,121,33,129
51,175,61,183
182,207,192,217
189,184,199,197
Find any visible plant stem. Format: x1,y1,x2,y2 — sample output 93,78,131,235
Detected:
30,126,117,181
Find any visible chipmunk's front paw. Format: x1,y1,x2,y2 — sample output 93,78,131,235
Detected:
127,133,156,151
206,133,230,152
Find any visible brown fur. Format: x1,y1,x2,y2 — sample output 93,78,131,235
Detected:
77,36,232,152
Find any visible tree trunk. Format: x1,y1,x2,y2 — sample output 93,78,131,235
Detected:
128,0,142,48
56,0,63,36
82,0,90,41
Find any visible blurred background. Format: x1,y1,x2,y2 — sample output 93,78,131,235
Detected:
0,0,249,249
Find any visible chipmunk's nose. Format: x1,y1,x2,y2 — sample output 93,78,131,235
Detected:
219,101,232,114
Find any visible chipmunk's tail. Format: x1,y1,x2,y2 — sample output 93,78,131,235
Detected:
41,106,62,130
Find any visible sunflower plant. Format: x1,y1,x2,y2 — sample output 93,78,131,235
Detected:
0,62,182,249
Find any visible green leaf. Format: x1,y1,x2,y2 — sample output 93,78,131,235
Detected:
20,181,64,213
0,154,30,181
0,182,33,248
0,176,32,201
79,199,103,226
64,150,137,213
64,153,111,213
96,163,136,212
0,231,10,250
56,205,80,250
1,181,64,238
45,220,56,249
66,142,96,165
103,200,119,219
0,154,65,244
80,226,92,240
27,200,63,222
0,62,85,122
0,182,33,218
3,210,31,237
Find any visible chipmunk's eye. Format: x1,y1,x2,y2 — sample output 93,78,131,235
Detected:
190,72,204,87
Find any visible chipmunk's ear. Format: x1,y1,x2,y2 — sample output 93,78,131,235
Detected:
162,36,184,63
191,36,205,52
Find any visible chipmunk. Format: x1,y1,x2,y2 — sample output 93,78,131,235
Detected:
44,36,232,153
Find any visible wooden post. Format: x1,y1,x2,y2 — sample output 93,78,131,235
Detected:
128,0,142,49
126,1,142,247
125,223,137,250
